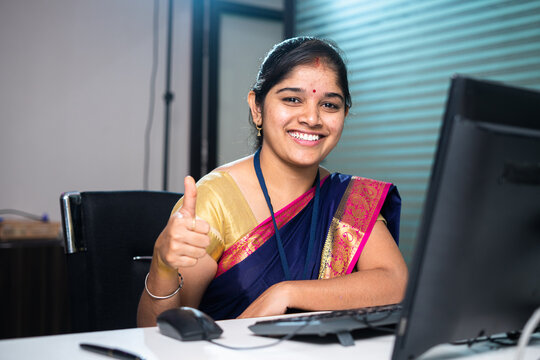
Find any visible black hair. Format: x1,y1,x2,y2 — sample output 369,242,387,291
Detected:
250,36,352,149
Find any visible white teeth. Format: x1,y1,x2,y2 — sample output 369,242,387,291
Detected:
289,132,320,141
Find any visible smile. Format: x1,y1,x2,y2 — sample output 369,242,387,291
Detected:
288,131,321,141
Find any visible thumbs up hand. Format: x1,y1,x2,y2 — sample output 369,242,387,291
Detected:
155,176,211,271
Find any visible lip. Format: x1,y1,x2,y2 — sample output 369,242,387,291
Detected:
287,130,325,145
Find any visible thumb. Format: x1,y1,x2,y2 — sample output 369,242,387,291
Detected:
181,175,197,218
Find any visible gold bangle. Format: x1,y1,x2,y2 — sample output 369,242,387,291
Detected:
144,272,183,300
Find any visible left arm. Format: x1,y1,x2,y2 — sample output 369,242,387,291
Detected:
238,221,408,318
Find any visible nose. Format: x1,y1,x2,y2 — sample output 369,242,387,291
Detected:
299,103,322,127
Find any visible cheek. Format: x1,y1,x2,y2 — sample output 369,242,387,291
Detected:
329,117,345,136
263,106,292,127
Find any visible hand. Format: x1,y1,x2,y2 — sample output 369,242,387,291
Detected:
155,176,210,271
237,282,292,319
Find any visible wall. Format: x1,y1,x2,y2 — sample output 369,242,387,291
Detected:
0,0,192,222
217,13,284,165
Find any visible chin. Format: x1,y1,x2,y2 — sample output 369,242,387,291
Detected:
288,155,324,168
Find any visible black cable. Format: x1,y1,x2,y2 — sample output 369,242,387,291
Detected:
143,0,160,190
451,332,520,348
161,0,175,191
207,323,310,351
488,335,519,347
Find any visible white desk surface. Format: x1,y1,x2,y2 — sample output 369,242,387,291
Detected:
1,316,539,360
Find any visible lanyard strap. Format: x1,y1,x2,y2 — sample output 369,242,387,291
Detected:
253,149,320,280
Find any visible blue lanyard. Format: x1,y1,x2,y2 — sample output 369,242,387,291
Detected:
253,149,320,280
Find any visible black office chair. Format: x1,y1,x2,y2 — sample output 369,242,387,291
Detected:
59,190,182,333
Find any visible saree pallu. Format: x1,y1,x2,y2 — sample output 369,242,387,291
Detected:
198,173,400,320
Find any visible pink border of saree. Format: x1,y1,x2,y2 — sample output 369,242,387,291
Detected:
318,176,391,278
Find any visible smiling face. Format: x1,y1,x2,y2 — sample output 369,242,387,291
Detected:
249,62,347,170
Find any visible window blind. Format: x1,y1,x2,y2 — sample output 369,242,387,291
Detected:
296,0,540,263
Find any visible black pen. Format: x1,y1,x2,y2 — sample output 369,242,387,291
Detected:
80,343,144,360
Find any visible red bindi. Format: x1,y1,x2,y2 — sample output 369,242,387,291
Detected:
313,89,316,93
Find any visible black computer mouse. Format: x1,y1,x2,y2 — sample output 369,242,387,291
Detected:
157,306,223,341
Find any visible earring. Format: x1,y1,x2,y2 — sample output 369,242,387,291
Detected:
256,124,262,137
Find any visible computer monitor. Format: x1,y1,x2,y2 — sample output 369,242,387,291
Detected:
392,75,540,360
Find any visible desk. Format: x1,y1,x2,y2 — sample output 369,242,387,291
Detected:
1,317,539,360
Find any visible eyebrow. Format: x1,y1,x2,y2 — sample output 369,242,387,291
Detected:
276,87,345,102
276,87,302,94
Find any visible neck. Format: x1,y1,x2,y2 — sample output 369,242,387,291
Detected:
257,147,319,200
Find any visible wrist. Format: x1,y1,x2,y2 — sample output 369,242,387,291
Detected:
144,272,183,300
146,253,183,301
153,250,178,277
284,280,315,311
276,281,296,309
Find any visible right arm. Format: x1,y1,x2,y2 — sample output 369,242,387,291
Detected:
137,176,217,327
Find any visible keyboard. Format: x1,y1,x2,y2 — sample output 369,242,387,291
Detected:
248,303,402,346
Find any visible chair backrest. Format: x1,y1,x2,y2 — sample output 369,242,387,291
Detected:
59,190,182,333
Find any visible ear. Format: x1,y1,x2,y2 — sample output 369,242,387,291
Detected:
247,91,262,125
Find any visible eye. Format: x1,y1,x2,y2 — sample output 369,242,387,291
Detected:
322,102,340,110
283,97,301,104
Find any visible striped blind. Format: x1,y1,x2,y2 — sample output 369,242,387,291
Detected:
296,0,540,263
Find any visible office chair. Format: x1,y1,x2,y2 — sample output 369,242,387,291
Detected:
60,190,182,333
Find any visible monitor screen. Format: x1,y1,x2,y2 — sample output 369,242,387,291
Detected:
392,75,540,360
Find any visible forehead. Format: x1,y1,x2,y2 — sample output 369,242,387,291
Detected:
275,63,341,91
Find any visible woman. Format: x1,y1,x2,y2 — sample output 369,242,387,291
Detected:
137,37,407,325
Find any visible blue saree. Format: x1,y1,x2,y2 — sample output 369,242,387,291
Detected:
198,173,400,320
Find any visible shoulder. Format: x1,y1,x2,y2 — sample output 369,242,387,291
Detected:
325,171,392,187
196,156,255,204
213,154,253,174
172,171,234,213
197,154,253,188
213,155,259,196
349,175,393,189
195,171,237,203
